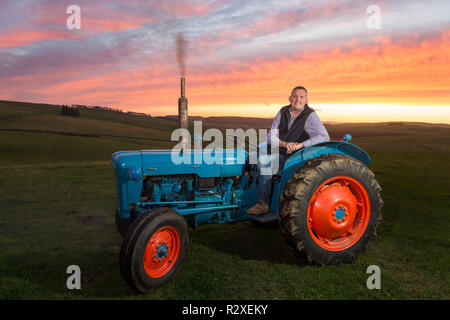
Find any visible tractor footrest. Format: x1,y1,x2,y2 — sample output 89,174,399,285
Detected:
251,211,277,223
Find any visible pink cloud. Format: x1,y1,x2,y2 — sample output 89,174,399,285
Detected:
0,29,81,48
0,3,156,49
79,5,156,33
146,1,220,18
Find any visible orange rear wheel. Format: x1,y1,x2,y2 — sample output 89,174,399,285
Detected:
307,176,370,251
279,154,383,265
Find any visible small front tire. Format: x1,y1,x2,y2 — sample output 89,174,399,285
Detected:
119,208,189,293
115,208,130,237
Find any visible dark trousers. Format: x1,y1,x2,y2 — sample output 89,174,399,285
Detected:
257,153,288,204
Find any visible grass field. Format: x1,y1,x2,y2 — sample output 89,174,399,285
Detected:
0,100,449,299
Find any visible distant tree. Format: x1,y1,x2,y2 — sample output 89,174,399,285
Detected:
61,105,80,117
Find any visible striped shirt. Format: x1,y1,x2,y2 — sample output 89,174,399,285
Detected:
267,106,330,147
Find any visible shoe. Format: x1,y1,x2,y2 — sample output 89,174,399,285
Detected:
247,200,269,215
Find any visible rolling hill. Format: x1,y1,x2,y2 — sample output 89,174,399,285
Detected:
0,99,449,299
1,100,449,167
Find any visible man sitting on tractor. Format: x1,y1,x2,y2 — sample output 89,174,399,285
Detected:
247,86,330,215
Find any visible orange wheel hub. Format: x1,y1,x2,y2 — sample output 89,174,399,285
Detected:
143,226,180,278
307,176,370,251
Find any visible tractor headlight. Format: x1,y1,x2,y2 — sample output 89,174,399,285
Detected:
129,166,142,181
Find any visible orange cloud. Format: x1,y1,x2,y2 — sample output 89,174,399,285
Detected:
182,31,450,107
3,30,449,122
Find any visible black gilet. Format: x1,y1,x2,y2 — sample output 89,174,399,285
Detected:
276,104,314,156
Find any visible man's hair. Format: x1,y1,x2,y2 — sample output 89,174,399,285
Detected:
292,86,307,95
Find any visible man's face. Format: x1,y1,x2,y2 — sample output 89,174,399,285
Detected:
289,89,308,111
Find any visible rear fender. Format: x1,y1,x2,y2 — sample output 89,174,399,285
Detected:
270,141,371,211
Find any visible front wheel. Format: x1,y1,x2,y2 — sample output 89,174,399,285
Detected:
115,208,130,237
278,154,383,265
119,208,188,293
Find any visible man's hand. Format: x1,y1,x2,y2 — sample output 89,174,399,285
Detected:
286,142,304,154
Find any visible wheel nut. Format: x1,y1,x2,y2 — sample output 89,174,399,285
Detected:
334,218,337,221
338,220,341,223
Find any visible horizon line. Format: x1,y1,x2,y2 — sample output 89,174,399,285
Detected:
2,99,449,126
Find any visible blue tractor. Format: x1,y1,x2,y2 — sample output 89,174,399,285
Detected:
112,135,383,293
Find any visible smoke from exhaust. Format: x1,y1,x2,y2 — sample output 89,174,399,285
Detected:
176,33,188,77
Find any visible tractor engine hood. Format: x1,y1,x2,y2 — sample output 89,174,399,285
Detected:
141,149,247,177
111,150,143,180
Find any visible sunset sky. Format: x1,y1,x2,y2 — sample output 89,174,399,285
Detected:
1,0,449,123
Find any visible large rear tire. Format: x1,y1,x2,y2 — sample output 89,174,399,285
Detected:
278,154,383,265
119,208,189,293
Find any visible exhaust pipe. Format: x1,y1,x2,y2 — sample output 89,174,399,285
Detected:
178,78,188,129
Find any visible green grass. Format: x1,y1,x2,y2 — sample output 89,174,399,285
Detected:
0,100,449,299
